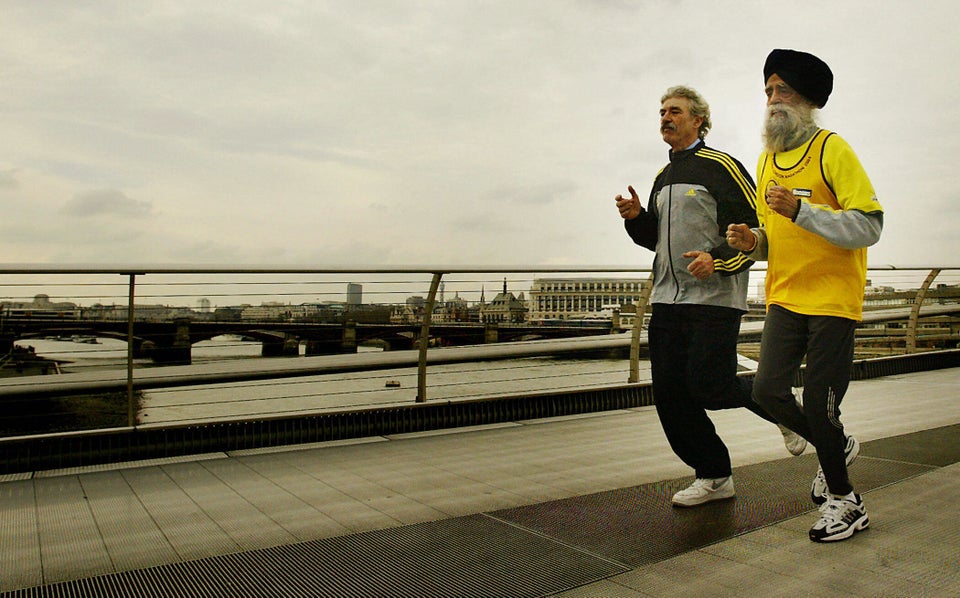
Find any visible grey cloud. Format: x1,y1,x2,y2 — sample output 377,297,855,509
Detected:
0,169,18,189
62,189,154,219
483,181,579,206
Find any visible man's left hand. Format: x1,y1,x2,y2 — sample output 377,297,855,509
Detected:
683,251,715,280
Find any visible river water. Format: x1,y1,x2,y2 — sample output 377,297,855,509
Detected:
18,336,650,426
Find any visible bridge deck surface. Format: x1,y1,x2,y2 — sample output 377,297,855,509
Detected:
2,367,959,596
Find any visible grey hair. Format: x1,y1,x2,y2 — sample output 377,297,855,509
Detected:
661,85,712,139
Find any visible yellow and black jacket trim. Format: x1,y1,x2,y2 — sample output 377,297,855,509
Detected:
625,139,758,312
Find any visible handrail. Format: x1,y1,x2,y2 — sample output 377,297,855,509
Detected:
0,264,657,275
1,263,959,274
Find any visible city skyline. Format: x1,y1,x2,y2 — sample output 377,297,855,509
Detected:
3,273,950,317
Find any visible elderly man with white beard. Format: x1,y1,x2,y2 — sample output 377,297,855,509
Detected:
727,49,884,543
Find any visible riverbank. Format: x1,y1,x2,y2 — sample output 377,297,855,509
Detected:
0,345,62,377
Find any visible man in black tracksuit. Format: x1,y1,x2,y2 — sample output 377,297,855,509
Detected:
615,85,803,507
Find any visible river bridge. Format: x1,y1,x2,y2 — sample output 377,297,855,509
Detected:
1,316,617,363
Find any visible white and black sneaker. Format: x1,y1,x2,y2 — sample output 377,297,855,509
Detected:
671,476,735,507
779,424,807,456
780,387,807,456
811,435,861,505
809,494,869,542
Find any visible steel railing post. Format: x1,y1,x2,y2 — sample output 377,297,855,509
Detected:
906,268,941,353
127,273,137,426
629,273,654,383
417,272,443,402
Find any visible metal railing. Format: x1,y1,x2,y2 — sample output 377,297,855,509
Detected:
0,264,958,473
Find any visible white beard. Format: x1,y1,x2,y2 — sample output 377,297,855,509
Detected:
763,103,818,153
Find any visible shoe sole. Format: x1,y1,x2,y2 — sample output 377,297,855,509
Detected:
810,514,870,543
671,493,736,508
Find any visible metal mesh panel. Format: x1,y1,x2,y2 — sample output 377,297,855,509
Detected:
2,515,628,598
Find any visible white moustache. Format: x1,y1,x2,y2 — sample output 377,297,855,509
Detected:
767,106,788,117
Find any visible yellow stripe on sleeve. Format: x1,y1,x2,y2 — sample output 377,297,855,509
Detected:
697,148,757,209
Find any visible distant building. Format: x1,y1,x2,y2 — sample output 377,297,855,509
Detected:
83,303,195,322
346,283,362,306
241,302,290,321
479,279,527,324
527,277,649,326
432,292,470,323
405,295,426,311
390,304,418,324
1,294,80,318
213,306,243,321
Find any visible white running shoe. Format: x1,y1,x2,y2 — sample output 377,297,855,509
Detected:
792,387,804,409
671,476,735,507
843,434,861,465
810,468,829,505
809,494,869,542
779,424,807,456
811,435,861,505
776,388,806,455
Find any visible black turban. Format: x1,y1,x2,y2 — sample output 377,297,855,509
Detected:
763,49,833,108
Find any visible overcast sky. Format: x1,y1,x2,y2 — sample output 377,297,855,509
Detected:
2,1,958,271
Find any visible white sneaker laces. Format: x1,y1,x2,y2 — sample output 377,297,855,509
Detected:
818,499,841,518
818,496,856,522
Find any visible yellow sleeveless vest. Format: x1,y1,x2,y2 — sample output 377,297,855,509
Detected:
757,130,868,320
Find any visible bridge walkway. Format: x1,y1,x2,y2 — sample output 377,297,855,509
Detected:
1,367,958,596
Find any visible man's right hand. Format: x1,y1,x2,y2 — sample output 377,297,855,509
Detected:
616,185,642,220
